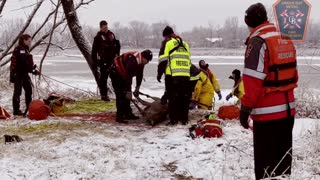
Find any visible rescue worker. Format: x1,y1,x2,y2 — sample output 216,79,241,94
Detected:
91,20,120,101
10,34,39,116
198,60,222,100
190,69,215,110
110,50,153,123
240,3,298,179
226,69,244,105
157,26,191,125
188,64,201,100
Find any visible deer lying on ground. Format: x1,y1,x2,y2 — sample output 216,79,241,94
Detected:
132,92,168,126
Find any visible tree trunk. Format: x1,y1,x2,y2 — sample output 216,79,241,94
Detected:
61,0,99,85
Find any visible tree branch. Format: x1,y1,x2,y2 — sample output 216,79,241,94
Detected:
39,0,60,76
0,0,7,15
0,0,44,62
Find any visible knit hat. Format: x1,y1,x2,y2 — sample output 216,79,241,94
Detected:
245,3,268,28
141,49,153,61
229,69,241,80
199,60,209,70
162,26,174,37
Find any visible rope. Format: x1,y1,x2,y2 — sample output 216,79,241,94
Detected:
39,73,95,96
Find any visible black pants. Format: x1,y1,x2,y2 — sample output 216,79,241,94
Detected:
110,69,132,118
253,116,294,180
12,75,32,113
98,61,112,97
166,76,190,124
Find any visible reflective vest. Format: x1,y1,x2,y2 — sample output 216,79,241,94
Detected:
256,29,298,93
114,51,142,77
159,38,191,77
242,22,297,121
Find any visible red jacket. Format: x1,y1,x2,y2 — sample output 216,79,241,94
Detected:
241,22,298,121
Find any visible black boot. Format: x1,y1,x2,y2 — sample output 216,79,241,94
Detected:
126,113,139,120
13,110,24,116
101,95,110,102
116,115,128,124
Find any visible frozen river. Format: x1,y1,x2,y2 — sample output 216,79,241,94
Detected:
35,53,320,94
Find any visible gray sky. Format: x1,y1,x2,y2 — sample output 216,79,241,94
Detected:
2,0,320,31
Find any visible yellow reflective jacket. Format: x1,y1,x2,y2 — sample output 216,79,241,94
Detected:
192,71,215,109
231,80,245,103
158,37,191,77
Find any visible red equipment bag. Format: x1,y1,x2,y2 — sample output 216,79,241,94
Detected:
28,100,51,121
0,106,11,119
189,114,223,139
218,105,240,120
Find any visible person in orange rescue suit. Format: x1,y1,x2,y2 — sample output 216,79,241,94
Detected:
110,50,153,123
91,20,120,101
10,34,39,116
226,69,244,105
190,61,221,110
240,3,298,180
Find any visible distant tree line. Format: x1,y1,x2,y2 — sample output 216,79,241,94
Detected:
1,16,320,51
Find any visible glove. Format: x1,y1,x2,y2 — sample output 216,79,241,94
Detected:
161,93,168,105
133,86,140,98
240,110,250,129
217,92,222,100
157,74,162,83
126,91,132,100
226,93,232,101
189,100,197,110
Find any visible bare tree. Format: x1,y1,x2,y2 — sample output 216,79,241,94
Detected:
39,1,61,75
61,0,99,85
0,0,44,62
0,0,6,16
129,20,149,48
150,21,168,48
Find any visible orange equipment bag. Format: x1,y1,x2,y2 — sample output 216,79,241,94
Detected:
28,100,51,121
189,114,223,139
0,106,11,119
218,105,240,120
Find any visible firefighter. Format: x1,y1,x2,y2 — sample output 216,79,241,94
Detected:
10,34,39,116
198,60,222,101
241,3,298,179
157,26,191,125
190,69,215,110
226,69,244,105
91,20,120,101
110,50,153,123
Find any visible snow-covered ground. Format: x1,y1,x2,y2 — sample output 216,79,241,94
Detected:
0,50,319,179
0,88,319,180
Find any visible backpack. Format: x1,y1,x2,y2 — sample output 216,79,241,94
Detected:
218,105,240,120
189,114,223,139
28,100,51,120
0,106,11,119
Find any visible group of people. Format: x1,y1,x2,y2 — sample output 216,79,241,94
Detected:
89,3,299,180
9,2,299,180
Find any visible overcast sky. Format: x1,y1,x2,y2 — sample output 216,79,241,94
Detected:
2,0,320,31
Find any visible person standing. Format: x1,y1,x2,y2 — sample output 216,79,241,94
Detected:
91,20,120,101
110,50,153,123
226,69,244,105
240,3,298,179
157,26,191,125
10,34,39,116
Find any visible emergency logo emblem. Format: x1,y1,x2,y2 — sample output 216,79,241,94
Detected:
273,0,311,42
